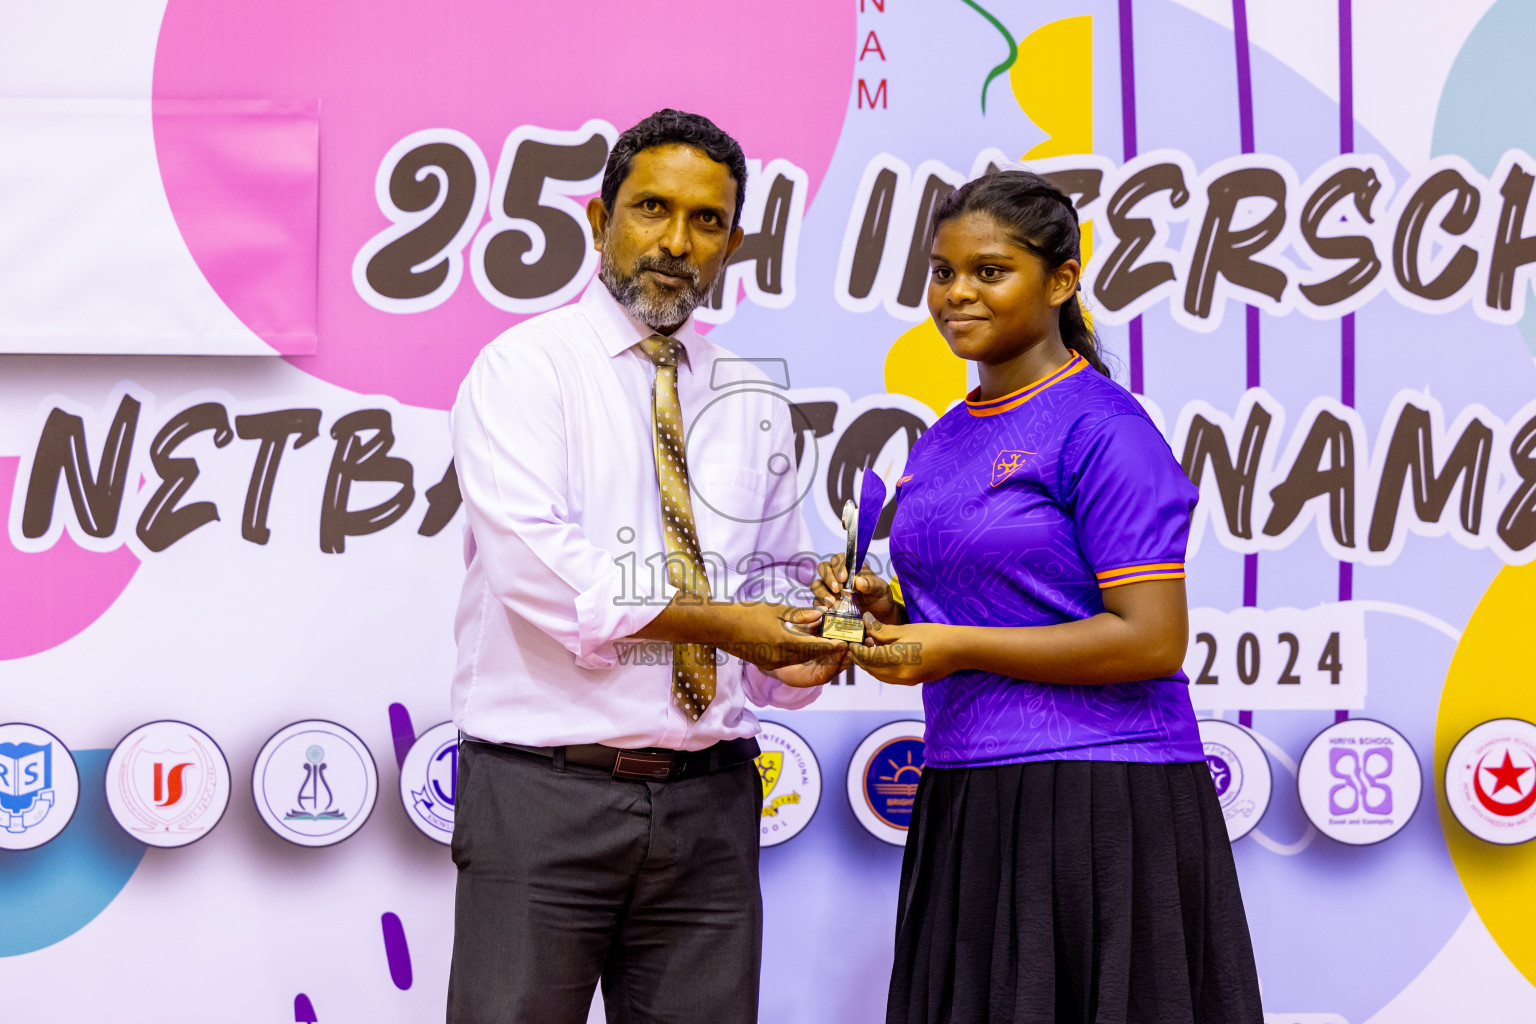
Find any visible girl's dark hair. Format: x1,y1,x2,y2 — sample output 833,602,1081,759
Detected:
930,170,1111,377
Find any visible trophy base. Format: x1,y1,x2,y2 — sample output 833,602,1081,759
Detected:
821,613,865,643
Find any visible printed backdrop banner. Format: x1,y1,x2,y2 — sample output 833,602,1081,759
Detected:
3,0,1536,1020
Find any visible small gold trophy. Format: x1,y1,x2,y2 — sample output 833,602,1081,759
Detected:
821,499,871,643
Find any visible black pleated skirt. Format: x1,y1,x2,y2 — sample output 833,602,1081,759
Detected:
886,760,1263,1024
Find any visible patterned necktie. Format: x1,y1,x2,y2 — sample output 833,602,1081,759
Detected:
638,334,717,721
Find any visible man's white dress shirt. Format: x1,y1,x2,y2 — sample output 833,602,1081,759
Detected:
451,281,821,751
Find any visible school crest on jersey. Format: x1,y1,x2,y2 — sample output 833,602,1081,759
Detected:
990,450,1033,486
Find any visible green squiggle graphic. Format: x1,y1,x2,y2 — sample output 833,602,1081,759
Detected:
960,0,1018,115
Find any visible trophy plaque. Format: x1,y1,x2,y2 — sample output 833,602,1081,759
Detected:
820,472,888,643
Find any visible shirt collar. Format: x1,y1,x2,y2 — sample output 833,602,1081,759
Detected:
963,353,1088,417
581,279,704,369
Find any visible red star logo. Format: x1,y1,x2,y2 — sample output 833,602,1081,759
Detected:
1483,750,1532,795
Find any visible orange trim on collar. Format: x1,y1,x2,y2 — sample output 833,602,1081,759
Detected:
964,354,1088,417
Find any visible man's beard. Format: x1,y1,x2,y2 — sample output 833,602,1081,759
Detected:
598,245,712,330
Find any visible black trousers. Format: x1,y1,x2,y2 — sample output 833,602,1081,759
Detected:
447,740,764,1024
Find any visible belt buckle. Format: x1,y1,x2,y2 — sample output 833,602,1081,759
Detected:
612,749,677,781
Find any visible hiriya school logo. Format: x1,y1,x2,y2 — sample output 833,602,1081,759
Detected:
1445,718,1536,845
990,450,1033,486
1297,718,1422,846
105,720,231,848
847,720,926,846
755,721,822,847
0,723,79,851
399,721,459,844
253,720,378,847
1198,719,1273,842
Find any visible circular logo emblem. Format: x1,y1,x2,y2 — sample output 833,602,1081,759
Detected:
252,720,378,847
846,720,925,846
1445,718,1536,845
105,720,231,848
399,722,459,844
1298,718,1422,846
755,721,822,847
0,723,80,851
1198,718,1273,842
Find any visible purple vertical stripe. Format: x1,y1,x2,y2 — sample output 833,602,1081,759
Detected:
1232,0,1256,155
1341,313,1355,407
1338,0,1354,154
1340,310,1356,593
1233,1,1260,751
1234,0,1264,404
1118,0,1146,394
1335,0,1356,725
1129,318,1144,394
388,701,416,769
1245,305,1261,389
382,912,414,990
1338,0,1356,435
1118,0,1139,161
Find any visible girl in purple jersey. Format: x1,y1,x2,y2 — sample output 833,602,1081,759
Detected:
814,172,1262,1024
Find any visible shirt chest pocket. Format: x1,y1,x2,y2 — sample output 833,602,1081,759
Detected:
688,461,774,535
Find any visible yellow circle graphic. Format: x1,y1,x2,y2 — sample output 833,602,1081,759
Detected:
1437,562,1536,985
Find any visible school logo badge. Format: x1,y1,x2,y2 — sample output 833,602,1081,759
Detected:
989,450,1033,486
755,721,821,847
758,752,782,791
847,720,925,846
1198,719,1272,842
1297,718,1422,846
253,720,378,847
0,723,79,851
399,721,459,844
105,720,230,848
1445,718,1536,845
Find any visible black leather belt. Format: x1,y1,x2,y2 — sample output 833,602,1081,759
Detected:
473,736,760,782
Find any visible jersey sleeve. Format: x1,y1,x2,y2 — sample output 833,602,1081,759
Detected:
1065,412,1198,589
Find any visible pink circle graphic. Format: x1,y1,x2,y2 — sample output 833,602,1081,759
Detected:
153,1,857,409
0,459,140,661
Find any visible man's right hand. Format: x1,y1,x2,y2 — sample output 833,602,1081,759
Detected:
630,594,849,674
722,600,848,673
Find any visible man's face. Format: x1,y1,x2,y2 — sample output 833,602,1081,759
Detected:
588,144,745,333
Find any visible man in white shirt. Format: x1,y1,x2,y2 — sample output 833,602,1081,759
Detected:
447,109,843,1024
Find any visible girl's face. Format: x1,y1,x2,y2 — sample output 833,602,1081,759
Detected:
926,210,1079,365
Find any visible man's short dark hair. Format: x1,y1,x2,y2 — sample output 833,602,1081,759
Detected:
600,109,748,230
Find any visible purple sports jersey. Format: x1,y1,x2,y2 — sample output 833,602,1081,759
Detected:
888,352,1204,767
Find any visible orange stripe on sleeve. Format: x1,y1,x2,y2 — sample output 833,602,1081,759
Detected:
1098,570,1186,589
1095,562,1185,580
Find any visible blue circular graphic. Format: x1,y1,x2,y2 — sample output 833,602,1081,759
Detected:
399,722,460,844
862,737,924,830
0,750,145,957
